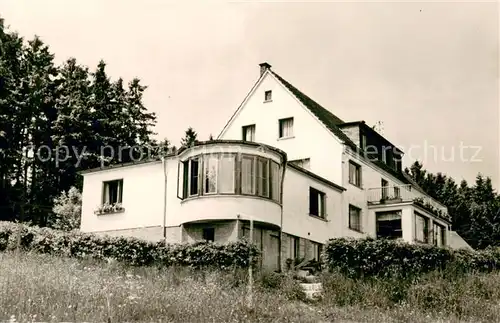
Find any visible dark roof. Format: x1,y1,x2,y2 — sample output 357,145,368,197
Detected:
337,121,365,128
270,71,357,149
270,69,418,188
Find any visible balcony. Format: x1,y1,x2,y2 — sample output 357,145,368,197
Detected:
366,184,450,221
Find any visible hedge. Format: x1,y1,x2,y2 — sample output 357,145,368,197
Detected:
323,237,500,279
0,221,259,269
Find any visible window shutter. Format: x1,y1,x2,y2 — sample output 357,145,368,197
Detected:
177,161,185,200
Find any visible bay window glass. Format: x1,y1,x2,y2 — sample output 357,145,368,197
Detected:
218,154,236,193
257,158,269,198
270,161,280,201
189,158,200,196
179,153,281,202
204,155,218,194
241,156,255,195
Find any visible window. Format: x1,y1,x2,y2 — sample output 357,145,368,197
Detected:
394,186,401,199
433,223,446,247
202,228,215,242
204,155,218,194
361,134,367,150
270,161,280,202
381,178,389,199
178,153,280,202
376,211,402,239
415,212,429,243
102,179,123,204
256,158,269,198
278,117,294,138
241,156,255,195
290,158,310,170
348,161,362,187
242,125,255,142
189,158,200,196
309,187,326,218
349,205,362,232
264,90,272,102
290,236,300,259
312,242,323,261
218,155,236,193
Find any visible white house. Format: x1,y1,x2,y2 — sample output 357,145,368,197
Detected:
80,62,468,272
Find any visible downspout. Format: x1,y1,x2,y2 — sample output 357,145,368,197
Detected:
278,154,287,272
161,156,168,244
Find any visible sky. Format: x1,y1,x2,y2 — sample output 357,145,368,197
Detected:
1,0,499,189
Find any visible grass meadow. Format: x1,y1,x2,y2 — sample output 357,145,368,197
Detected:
0,251,499,322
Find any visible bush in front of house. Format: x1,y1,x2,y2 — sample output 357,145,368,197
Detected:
0,221,259,269
323,237,500,279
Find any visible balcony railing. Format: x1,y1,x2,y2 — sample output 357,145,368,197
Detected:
367,184,450,221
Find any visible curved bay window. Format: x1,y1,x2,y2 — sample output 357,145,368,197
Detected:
177,153,282,203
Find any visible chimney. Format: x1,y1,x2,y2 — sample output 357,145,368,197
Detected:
259,62,272,76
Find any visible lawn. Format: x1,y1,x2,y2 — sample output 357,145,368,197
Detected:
0,251,499,322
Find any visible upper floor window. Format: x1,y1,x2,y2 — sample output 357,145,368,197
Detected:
256,158,270,198
394,186,401,199
381,178,389,199
349,204,362,232
102,179,123,204
264,90,272,102
348,161,362,187
361,134,367,151
415,212,429,243
242,124,255,142
179,153,280,203
278,117,294,139
188,158,200,196
309,187,326,218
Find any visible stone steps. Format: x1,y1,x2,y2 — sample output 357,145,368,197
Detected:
299,281,322,300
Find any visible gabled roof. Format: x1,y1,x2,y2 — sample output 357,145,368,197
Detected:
270,71,357,149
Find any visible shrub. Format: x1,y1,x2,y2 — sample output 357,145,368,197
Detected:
51,186,82,231
0,221,259,269
323,237,499,279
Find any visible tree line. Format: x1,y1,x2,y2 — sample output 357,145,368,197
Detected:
1,18,498,249
0,19,199,226
405,161,499,249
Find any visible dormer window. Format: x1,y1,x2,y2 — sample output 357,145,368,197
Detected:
264,90,272,102
278,117,294,139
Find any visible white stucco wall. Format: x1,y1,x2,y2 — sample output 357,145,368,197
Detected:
342,148,451,244
218,72,345,185
81,142,287,236
80,161,165,232
282,166,343,244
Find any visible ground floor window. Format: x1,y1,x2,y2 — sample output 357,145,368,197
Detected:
433,222,446,247
349,205,362,232
415,212,429,243
312,242,323,261
376,210,402,239
288,235,300,260
202,228,215,242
